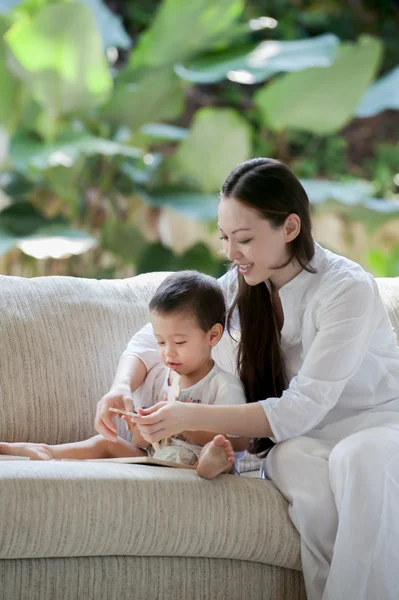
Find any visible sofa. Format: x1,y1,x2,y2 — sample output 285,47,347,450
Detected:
0,272,398,600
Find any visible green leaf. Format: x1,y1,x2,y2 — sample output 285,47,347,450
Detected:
25,224,92,239
0,15,20,129
314,197,399,233
178,242,224,276
17,224,96,258
355,66,399,118
367,248,389,277
140,123,188,141
0,226,18,255
0,201,66,236
386,246,399,277
176,107,252,192
10,131,143,172
368,246,399,278
254,36,383,135
1,0,130,49
0,170,34,199
135,241,224,276
129,0,244,72
104,70,185,131
0,1,21,12
5,3,113,127
141,191,219,221
79,0,130,50
136,242,178,274
101,219,147,265
176,33,339,84
301,179,375,206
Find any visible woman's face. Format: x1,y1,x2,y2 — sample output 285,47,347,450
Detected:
218,195,292,286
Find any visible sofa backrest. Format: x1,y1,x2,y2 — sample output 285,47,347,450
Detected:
0,273,237,444
0,273,398,444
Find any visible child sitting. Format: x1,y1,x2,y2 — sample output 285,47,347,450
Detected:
0,271,249,479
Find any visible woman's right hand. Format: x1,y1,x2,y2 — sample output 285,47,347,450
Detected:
95,384,134,440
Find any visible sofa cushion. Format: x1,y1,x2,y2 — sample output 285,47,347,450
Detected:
0,461,301,570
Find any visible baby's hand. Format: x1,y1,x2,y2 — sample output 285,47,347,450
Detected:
95,385,134,440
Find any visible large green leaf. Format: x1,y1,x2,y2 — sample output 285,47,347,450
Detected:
0,0,21,12
0,0,48,14
136,242,178,274
255,36,383,134
101,219,147,265
0,226,18,255
135,241,223,276
129,0,244,72
301,179,375,206
103,70,185,131
79,0,130,50
10,131,143,172
176,34,339,84
355,66,399,118
18,225,96,258
0,15,19,129
5,3,113,125
0,170,34,199
1,0,130,49
176,108,252,192
368,246,399,278
178,242,224,275
140,123,188,141
0,201,66,236
141,191,219,221
313,195,399,233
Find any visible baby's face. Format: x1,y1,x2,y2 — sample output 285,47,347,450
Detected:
151,310,214,376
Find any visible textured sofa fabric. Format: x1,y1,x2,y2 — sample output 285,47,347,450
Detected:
0,273,398,600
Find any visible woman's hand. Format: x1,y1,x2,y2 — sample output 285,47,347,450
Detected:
134,401,195,443
95,384,134,440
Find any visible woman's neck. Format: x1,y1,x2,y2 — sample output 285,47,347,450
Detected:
269,259,303,291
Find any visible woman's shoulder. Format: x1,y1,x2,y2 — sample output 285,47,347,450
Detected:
314,245,378,306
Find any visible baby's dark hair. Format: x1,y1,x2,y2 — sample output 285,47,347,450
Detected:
149,270,226,332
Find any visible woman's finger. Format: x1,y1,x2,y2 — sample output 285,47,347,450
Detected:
137,402,168,416
136,420,166,435
135,411,166,425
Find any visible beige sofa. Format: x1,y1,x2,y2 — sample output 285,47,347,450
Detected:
0,272,398,600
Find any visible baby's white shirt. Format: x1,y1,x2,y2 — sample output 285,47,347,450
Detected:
133,362,246,456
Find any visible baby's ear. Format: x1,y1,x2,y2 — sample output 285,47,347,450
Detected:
209,323,223,346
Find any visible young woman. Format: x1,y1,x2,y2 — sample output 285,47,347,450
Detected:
96,158,399,600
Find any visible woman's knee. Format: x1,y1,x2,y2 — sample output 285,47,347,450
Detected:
265,436,331,498
268,436,329,470
328,427,399,497
330,429,382,476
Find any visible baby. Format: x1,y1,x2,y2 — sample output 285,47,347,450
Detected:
0,271,248,479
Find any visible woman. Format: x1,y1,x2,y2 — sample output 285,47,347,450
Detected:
96,158,399,600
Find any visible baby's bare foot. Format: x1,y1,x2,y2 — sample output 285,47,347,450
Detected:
196,434,235,480
0,442,53,460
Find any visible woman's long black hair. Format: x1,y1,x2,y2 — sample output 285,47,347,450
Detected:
222,158,316,455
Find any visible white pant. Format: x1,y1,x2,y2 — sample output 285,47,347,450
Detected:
264,426,399,600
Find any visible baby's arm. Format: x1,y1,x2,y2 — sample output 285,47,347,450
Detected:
131,424,151,449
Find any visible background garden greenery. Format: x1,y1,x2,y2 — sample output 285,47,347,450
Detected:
0,0,398,278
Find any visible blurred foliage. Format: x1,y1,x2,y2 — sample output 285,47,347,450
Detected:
0,0,398,279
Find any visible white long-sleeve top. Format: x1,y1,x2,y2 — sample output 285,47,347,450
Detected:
123,243,399,443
